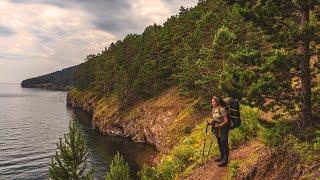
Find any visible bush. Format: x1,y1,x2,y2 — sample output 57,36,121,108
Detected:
228,160,240,178
106,151,130,180
157,159,180,180
171,146,196,171
313,130,320,151
138,146,196,180
261,121,292,148
138,165,158,180
229,106,260,147
290,138,314,162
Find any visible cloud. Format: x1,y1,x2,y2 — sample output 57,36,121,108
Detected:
0,26,15,36
0,0,117,63
0,0,198,83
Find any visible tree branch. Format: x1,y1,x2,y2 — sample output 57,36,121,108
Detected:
269,18,292,29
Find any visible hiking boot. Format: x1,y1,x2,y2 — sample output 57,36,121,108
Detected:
218,155,228,167
218,161,227,167
214,155,223,162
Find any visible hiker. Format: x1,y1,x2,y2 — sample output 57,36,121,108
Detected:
207,96,229,167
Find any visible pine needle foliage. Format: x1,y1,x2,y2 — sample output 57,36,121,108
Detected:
105,151,130,180
49,121,93,180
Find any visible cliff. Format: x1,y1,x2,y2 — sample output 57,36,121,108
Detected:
67,87,206,152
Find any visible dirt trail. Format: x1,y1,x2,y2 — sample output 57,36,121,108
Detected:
185,140,264,180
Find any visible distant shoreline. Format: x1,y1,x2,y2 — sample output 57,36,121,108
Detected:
21,84,71,91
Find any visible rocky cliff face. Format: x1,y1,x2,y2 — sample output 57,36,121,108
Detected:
67,87,204,152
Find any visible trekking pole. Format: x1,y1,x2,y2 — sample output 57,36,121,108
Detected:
206,123,214,157
202,123,209,156
207,141,213,157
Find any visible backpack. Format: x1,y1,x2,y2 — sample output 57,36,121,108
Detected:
223,97,241,129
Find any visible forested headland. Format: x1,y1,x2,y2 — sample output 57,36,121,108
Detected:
21,65,78,91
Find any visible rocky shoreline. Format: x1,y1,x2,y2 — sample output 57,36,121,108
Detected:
66,87,203,153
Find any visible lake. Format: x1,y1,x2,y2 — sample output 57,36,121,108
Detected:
0,83,156,179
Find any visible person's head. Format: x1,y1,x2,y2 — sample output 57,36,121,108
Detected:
211,96,224,107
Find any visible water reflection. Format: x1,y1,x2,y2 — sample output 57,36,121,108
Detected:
72,108,157,179
0,84,156,180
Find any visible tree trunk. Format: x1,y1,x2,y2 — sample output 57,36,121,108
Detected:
298,8,313,126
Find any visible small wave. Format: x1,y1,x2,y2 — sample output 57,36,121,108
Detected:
0,94,28,98
0,151,52,169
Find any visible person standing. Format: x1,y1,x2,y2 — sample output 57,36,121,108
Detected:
208,96,229,167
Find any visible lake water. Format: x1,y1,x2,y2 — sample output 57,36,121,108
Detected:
0,83,156,179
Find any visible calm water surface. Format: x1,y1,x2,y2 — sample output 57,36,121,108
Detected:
0,83,156,179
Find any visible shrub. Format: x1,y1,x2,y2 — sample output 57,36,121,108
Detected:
157,159,179,180
105,151,130,180
228,160,240,178
229,106,260,147
262,121,292,148
313,130,320,151
171,146,196,171
138,165,157,180
138,146,196,180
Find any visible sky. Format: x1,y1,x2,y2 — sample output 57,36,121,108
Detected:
0,0,198,83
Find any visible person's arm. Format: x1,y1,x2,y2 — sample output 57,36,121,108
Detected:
215,107,228,127
208,108,215,125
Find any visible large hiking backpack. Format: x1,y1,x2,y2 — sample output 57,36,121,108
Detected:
223,97,241,129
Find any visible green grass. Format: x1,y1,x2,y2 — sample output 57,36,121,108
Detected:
261,121,292,148
228,160,240,179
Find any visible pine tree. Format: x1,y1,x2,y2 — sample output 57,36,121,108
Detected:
49,121,93,180
224,0,320,126
105,151,130,180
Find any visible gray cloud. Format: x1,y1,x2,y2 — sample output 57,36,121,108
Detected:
9,0,196,37
0,26,15,36
1,0,198,83
10,0,136,37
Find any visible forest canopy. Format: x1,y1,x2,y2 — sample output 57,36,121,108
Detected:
73,0,319,125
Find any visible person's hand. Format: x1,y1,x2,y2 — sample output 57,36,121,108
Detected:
206,120,211,126
214,123,220,128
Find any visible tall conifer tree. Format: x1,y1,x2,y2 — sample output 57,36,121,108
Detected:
224,0,320,125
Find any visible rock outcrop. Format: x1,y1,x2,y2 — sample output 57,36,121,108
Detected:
67,87,204,152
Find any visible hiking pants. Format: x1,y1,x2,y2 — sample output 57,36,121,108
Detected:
214,125,229,157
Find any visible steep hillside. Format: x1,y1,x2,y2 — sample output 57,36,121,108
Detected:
67,85,320,179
